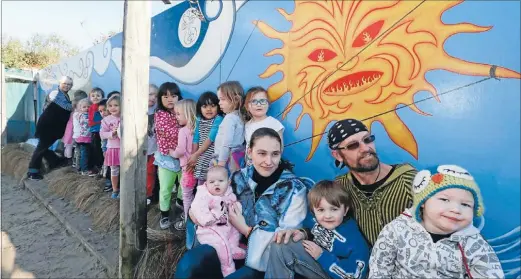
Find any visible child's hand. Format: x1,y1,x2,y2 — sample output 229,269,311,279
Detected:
303,240,323,260
187,154,199,167
112,130,118,138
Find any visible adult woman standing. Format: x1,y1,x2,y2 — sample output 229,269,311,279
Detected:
27,76,73,180
175,128,312,279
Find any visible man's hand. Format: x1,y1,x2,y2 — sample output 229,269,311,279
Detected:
273,229,305,244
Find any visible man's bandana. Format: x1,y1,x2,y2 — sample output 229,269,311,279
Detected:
327,119,368,168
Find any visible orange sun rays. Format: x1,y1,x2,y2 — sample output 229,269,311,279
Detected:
258,0,521,161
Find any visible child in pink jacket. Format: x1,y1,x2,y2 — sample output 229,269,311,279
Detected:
191,166,246,276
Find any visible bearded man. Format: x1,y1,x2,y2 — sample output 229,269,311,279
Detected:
328,118,417,246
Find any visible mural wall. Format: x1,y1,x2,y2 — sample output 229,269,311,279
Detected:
37,1,520,277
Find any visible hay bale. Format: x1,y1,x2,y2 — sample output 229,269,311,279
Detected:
1,144,31,180
147,204,162,230
91,197,120,232
47,171,84,199
135,228,186,279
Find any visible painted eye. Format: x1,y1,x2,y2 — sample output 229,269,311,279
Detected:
437,165,474,181
412,170,431,193
308,48,337,62
352,20,384,48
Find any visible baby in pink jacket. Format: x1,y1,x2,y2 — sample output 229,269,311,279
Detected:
191,166,246,276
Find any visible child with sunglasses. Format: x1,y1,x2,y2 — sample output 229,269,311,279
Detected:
243,86,284,166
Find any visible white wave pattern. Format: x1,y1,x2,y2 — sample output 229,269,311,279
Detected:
149,0,236,84
38,39,113,92
486,225,521,278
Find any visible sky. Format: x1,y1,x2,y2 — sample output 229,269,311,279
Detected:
1,0,174,52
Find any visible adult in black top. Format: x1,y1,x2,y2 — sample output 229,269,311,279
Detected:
27,76,73,180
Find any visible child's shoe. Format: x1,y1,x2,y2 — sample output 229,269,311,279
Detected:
159,217,171,229
103,184,113,192
111,191,120,199
88,170,98,177
147,198,151,206
174,215,186,231
175,199,183,209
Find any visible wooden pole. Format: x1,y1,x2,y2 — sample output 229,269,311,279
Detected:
119,0,151,278
1,63,7,146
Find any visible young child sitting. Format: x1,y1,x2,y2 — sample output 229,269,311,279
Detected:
369,165,504,278
266,180,370,279
190,166,246,276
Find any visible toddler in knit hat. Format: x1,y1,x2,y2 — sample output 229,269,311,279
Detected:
368,165,503,279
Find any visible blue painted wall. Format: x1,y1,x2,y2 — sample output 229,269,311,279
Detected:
37,1,520,276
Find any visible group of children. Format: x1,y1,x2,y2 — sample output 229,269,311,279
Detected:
62,88,122,198
58,80,502,278
148,81,285,230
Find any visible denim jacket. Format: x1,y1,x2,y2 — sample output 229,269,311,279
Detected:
230,166,314,271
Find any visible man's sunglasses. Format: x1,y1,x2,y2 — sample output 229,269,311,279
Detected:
335,135,376,150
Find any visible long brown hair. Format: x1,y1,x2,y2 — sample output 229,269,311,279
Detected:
218,81,244,121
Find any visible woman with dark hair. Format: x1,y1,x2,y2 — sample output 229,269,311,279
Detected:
175,127,313,279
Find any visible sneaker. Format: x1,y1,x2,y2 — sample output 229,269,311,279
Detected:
27,172,43,181
88,170,98,177
80,171,89,176
147,198,151,206
159,217,171,229
175,199,183,209
103,185,113,192
174,219,186,231
111,192,120,199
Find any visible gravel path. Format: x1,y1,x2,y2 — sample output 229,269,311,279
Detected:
1,174,107,278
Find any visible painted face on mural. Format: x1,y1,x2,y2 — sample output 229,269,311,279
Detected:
422,188,474,234
161,92,178,110
206,168,229,197
257,1,521,161
248,91,270,119
248,136,282,177
332,131,379,173
313,198,349,230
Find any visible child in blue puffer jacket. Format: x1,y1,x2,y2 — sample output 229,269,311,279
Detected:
266,180,370,279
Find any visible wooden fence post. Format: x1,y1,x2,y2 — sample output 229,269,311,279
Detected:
1,63,7,146
119,0,151,278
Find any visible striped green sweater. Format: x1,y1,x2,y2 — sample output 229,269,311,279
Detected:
336,164,417,246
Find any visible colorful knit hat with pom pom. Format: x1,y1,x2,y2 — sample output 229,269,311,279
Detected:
411,165,484,222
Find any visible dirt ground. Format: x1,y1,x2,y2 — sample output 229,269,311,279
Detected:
1,174,107,278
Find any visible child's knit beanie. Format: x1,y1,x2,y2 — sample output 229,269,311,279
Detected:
411,164,484,222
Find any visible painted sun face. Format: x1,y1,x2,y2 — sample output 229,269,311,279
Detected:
257,0,520,160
